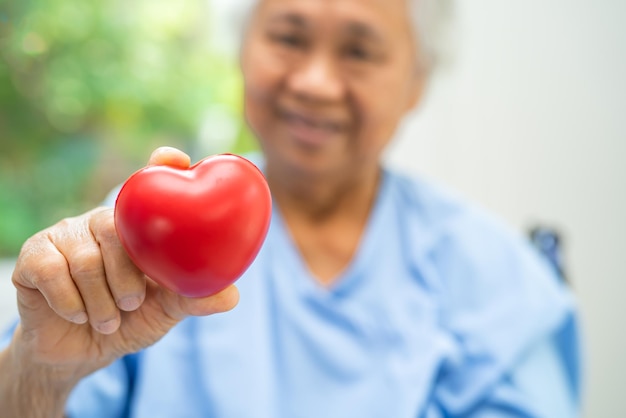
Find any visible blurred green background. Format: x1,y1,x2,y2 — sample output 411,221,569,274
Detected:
0,0,255,256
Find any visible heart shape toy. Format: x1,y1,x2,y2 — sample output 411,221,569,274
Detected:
114,154,272,297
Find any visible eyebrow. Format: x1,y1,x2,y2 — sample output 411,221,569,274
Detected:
267,12,309,29
343,22,386,45
266,12,386,44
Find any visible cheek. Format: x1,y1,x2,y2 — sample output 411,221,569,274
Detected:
352,87,406,153
242,41,285,99
355,59,417,110
242,59,280,132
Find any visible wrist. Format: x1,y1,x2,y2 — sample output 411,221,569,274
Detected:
11,325,85,387
0,327,79,418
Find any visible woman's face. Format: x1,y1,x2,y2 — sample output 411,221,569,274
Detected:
241,0,425,180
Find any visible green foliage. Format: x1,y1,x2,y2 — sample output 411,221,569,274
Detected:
0,0,255,256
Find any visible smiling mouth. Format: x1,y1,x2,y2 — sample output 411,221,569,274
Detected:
278,109,346,146
283,111,343,132
279,110,345,134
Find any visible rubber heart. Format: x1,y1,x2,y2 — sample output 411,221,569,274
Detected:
114,154,272,298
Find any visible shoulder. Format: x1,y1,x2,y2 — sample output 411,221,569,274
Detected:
384,167,566,299
382,167,524,261
385,168,580,412
386,166,575,330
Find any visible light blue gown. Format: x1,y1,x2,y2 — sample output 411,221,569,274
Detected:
1,166,581,417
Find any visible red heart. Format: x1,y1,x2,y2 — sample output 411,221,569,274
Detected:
114,154,272,297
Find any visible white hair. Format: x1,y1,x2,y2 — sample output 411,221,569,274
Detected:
410,0,454,71
211,0,453,72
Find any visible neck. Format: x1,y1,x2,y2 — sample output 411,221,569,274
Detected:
266,162,382,285
266,164,381,225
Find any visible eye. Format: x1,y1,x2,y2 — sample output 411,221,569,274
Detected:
345,46,371,61
268,32,306,49
343,43,379,62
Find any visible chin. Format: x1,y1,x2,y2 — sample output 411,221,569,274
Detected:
265,147,342,179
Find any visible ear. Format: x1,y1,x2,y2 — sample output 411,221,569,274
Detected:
404,70,428,113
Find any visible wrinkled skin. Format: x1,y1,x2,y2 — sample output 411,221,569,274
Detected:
0,148,239,418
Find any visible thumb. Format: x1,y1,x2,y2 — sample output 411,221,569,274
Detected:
147,146,191,168
152,283,240,322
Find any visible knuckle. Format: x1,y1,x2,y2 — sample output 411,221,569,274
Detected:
51,216,85,240
22,256,67,291
14,242,65,287
54,216,73,230
68,247,104,280
48,216,91,246
98,221,120,246
19,228,54,256
90,208,115,232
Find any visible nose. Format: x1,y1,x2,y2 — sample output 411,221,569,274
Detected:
287,53,345,103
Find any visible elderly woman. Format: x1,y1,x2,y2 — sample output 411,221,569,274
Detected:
0,0,580,417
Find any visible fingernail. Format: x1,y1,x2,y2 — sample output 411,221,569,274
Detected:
96,318,119,335
70,312,88,324
118,296,141,311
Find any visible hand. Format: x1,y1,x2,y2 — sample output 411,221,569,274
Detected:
9,147,239,381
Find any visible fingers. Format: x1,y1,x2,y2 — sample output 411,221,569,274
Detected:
48,209,124,335
14,208,148,336
89,209,146,313
147,146,191,168
13,234,88,325
53,230,120,335
14,201,236,344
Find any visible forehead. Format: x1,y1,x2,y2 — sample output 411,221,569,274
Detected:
252,0,414,39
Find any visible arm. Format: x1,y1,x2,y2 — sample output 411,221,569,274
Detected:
0,148,239,418
0,326,79,418
469,336,579,418
426,333,580,418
